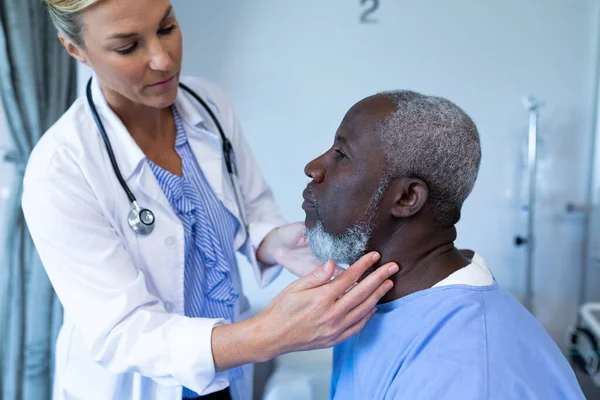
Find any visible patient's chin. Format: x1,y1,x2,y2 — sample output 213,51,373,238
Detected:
304,213,318,229
305,220,371,266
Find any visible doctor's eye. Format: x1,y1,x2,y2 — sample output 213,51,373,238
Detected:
115,43,138,55
158,25,177,35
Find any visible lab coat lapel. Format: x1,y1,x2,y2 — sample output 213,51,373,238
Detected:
90,76,145,182
186,125,225,205
131,162,173,215
176,85,248,248
176,87,226,207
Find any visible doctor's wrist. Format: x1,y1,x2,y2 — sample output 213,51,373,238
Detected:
248,312,284,362
211,315,278,372
255,227,281,266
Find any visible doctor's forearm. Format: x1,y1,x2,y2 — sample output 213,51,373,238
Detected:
211,253,396,372
211,316,277,372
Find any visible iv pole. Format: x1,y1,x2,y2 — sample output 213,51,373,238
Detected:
515,96,541,312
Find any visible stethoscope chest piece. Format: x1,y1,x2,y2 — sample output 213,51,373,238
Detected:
128,201,155,235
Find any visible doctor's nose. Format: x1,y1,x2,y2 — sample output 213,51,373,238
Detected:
304,157,325,183
148,43,175,72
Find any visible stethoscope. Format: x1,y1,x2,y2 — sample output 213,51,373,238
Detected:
86,77,247,236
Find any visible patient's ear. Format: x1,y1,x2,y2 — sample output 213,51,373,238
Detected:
389,177,428,218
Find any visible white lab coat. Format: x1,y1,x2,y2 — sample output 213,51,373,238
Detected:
21,75,287,400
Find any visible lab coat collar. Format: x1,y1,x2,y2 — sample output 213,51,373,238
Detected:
175,79,211,133
88,74,215,183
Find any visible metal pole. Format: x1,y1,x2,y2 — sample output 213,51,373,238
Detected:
573,4,600,314
522,96,540,312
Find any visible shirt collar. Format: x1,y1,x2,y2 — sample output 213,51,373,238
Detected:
172,105,189,147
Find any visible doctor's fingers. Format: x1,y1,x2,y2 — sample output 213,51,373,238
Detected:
322,252,383,296
291,260,337,291
291,252,379,292
332,261,398,315
336,274,394,331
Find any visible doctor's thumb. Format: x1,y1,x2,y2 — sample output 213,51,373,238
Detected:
294,260,335,291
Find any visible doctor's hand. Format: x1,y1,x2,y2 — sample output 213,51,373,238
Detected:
256,222,344,277
211,252,398,371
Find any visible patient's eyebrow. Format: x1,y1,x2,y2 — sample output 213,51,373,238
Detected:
336,134,354,152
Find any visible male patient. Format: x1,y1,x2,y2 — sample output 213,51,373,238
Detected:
302,91,585,399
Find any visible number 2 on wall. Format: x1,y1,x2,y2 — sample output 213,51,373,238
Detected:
360,0,380,23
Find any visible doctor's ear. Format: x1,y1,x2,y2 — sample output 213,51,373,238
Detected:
58,33,88,65
389,177,429,218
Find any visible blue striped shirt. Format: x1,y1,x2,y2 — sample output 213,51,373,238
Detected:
149,106,241,398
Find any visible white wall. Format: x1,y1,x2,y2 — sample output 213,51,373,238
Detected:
172,0,600,349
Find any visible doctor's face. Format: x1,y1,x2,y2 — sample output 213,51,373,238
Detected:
302,96,395,264
65,0,183,109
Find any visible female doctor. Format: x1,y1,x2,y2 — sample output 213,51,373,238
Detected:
21,1,398,400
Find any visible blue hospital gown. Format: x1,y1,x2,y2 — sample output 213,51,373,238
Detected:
331,281,585,399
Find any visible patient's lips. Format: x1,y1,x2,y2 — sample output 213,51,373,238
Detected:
302,187,316,211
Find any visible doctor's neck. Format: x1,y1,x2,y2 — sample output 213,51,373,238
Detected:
367,207,470,304
100,83,174,143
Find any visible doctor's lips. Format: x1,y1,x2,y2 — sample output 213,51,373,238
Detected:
150,75,176,88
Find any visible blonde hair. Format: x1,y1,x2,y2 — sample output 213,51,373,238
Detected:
44,0,98,46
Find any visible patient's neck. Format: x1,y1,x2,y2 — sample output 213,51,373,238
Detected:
371,213,470,304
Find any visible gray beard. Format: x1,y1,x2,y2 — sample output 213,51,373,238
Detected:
305,180,388,266
305,219,373,266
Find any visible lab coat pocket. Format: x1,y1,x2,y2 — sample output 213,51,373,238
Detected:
61,330,120,400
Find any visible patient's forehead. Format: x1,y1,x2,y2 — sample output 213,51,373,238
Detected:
337,94,397,144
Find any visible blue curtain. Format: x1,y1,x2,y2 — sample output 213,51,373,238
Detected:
0,1,77,399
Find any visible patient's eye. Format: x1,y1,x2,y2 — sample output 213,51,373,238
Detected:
335,149,347,159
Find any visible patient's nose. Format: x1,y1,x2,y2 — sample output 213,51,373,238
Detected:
304,157,325,183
